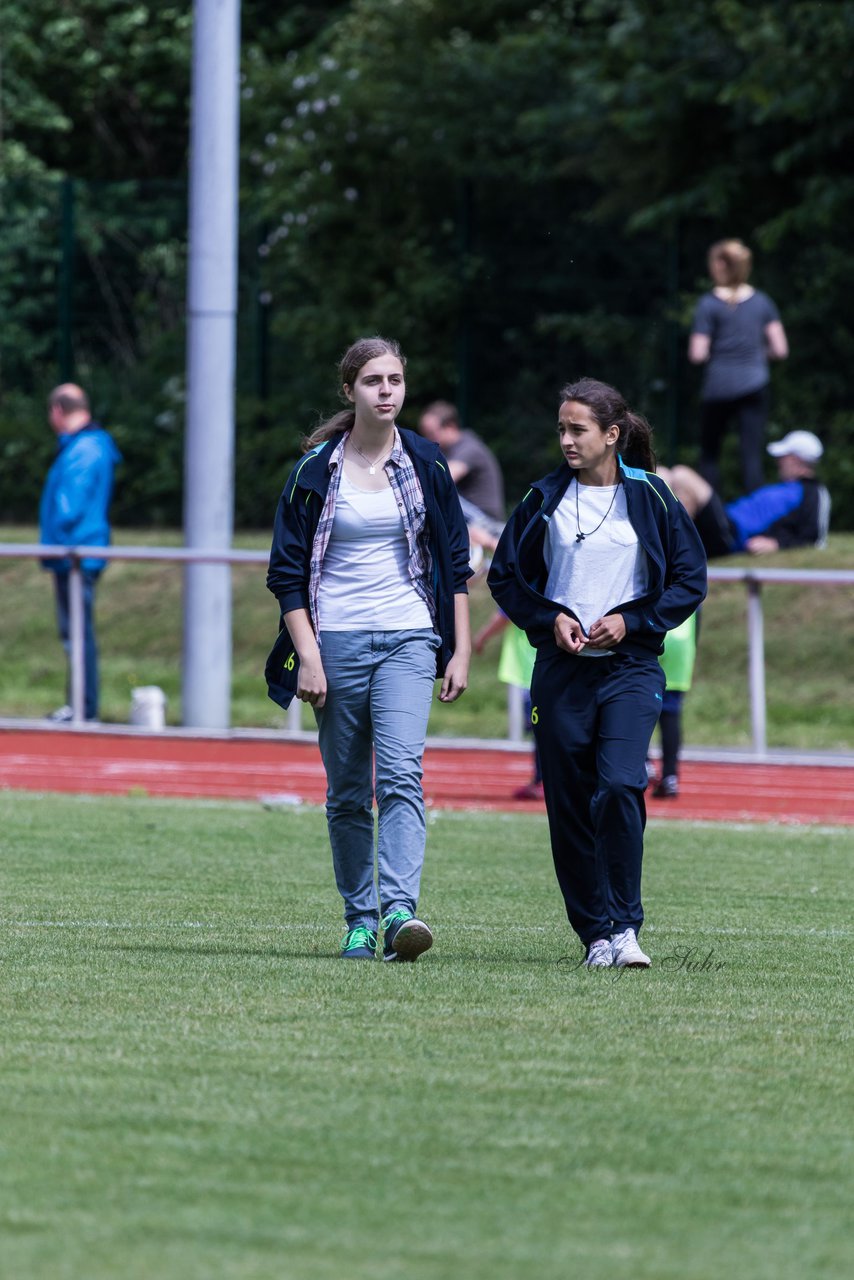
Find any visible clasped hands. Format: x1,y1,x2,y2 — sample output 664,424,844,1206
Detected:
554,611,626,654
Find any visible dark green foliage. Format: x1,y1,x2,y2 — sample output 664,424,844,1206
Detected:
1,0,853,526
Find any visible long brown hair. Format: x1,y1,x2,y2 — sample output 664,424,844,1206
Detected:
559,377,656,471
302,336,407,452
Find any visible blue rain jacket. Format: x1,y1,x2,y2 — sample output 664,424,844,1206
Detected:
39,423,122,573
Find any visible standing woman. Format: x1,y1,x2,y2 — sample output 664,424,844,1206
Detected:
488,378,706,968
690,238,789,494
266,337,472,961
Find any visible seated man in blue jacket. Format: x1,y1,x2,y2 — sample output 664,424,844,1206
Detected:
39,384,121,721
659,430,829,558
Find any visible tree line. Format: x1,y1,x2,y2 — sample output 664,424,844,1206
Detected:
2,0,852,527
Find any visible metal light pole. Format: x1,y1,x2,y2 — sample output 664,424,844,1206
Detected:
182,0,241,727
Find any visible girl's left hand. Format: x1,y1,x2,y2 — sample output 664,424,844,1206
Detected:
439,653,469,702
585,613,627,649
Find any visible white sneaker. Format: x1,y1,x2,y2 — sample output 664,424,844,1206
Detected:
584,938,614,968
611,928,651,968
46,705,73,723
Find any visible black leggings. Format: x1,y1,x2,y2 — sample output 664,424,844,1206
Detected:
699,385,770,494
657,697,684,779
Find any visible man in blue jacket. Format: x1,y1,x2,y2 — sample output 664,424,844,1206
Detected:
39,384,121,721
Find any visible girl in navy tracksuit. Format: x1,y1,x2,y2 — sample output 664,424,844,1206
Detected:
266,336,471,964
488,378,707,969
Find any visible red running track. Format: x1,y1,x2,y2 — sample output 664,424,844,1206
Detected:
1,728,852,825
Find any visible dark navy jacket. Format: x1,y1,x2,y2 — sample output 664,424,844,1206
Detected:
488,457,707,659
265,428,472,708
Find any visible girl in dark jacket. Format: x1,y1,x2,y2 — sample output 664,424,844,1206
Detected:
488,378,706,969
267,337,471,962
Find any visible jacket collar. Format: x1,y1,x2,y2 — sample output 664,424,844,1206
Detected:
56,420,100,451
532,454,640,508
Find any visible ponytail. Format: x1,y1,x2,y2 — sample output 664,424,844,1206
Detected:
621,411,656,472
302,410,355,453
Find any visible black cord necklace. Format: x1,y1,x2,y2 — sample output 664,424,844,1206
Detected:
574,476,619,544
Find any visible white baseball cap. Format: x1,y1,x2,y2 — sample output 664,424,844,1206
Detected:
767,430,823,463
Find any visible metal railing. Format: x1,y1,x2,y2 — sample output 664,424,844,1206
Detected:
0,543,293,730
702,565,853,754
1,543,852,756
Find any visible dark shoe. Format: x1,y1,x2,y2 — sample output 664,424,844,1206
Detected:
513,780,544,801
381,908,433,962
340,925,378,959
653,775,679,799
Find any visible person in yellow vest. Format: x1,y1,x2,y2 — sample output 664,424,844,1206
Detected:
474,609,542,800
648,613,698,799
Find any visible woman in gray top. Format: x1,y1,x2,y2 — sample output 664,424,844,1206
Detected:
690,239,788,494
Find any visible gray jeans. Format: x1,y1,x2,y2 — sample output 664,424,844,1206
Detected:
314,628,440,930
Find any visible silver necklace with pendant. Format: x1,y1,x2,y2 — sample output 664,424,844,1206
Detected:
350,438,393,475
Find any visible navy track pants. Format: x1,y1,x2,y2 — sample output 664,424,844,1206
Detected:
531,645,665,947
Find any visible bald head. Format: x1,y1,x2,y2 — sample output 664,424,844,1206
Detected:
48,383,91,435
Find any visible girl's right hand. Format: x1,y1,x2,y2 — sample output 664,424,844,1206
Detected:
296,661,327,709
554,613,587,654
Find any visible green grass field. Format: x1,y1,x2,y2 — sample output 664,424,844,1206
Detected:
0,526,852,750
1,792,852,1279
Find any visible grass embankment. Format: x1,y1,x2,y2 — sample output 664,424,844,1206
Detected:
1,795,852,1278
0,526,851,750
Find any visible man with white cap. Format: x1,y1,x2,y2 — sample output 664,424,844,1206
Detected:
658,430,829,558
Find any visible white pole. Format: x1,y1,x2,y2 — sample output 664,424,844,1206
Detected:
507,684,526,743
747,579,767,757
182,0,241,728
68,559,86,723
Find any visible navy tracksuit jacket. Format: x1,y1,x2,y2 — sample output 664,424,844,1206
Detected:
488,457,707,946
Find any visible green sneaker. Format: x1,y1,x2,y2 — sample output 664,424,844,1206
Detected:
340,925,378,960
381,908,433,962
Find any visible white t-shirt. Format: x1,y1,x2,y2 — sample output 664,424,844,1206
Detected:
544,481,649,657
317,470,432,631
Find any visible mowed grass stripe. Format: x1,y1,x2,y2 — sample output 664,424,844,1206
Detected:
1,793,852,1280
5,919,854,939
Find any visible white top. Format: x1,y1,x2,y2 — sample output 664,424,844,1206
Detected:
317,470,432,631
544,481,649,657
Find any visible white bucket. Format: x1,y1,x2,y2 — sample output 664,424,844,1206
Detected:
130,685,167,730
